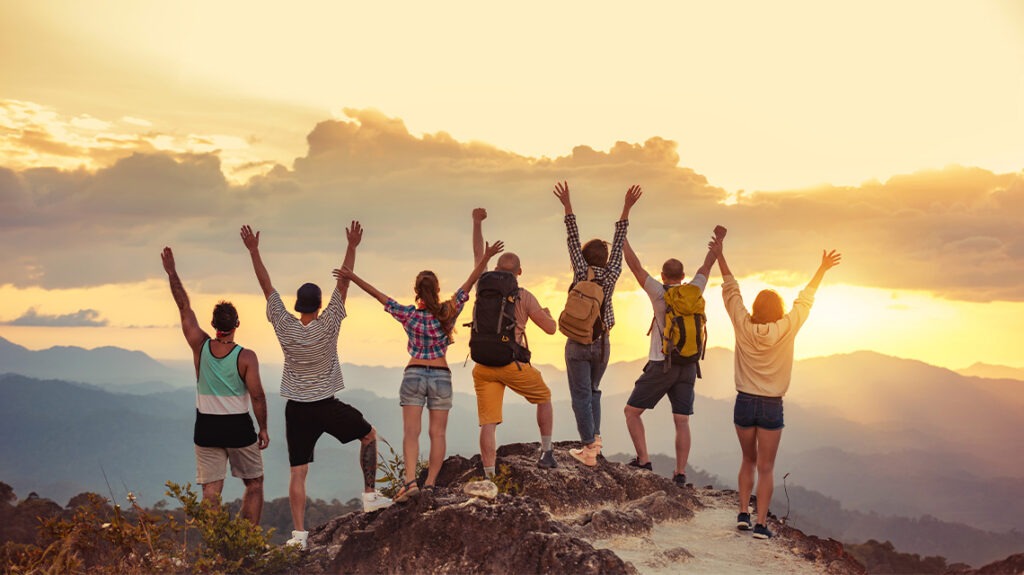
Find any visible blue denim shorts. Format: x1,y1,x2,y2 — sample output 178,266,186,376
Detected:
400,366,453,410
733,392,784,430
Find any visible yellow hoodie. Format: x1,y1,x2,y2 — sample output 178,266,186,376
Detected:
721,275,816,397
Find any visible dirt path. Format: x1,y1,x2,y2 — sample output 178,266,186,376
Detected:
588,490,823,574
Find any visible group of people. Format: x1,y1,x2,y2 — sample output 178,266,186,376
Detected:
161,182,840,549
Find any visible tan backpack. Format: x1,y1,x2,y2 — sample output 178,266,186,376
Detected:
558,268,605,344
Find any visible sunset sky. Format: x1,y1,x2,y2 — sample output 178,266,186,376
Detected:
1,1,1022,373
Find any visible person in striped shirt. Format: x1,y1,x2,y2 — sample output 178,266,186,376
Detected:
552,182,642,466
241,221,391,552
160,247,269,525
335,211,504,503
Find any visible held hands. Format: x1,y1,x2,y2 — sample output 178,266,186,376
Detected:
707,236,724,256
553,181,572,210
820,249,842,270
160,247,177,274
240,225,260,252
713,225,727,240
346,220,363,247
472,208,488,222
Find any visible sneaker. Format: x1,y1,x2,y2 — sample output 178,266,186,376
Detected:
627,457,653,471
285,530,308,550
672,473,687,487
537,449,558,469
752,523,773,539
569,444,598,467
361,491,394,513
736,512,752,530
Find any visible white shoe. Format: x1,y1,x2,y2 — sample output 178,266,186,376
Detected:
285,530,308,550
362,491,394,513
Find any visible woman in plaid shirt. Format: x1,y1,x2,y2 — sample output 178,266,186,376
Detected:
336,222,504,502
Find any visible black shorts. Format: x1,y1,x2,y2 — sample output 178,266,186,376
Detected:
626,361,697,415
285,397,372,467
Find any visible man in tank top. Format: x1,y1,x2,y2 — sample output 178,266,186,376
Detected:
161,247,269,525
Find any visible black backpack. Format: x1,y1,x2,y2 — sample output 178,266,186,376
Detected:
468,271,532,367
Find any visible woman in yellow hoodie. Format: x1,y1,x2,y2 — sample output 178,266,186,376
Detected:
709,238,841,540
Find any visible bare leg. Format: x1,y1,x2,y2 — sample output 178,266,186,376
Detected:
289,464,309,531
402,406,423,483
624,405,649,463
359,428,378,493
201,480,224,505
479,423,498,468
537,402,553,437
754,427,783,525
425,409,449,485
240,476,264,525
672,413,691,476
735,425,757,514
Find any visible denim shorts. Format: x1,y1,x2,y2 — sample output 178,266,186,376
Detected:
400,366,453,410
733,392,784,430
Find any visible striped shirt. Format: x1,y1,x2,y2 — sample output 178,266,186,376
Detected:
385,289,469,360
267,287,346,402
564,214,628,330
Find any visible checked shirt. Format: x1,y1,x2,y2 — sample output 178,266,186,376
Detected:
385,289,469,360
564,214,628,331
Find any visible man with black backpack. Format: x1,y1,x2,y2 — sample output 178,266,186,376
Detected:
621,226,726,486
469,209,559,476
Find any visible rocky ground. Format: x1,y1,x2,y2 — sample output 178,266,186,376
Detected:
295,441,866,574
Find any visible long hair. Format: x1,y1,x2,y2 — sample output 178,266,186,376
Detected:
415,271,458,340
751,290,785,324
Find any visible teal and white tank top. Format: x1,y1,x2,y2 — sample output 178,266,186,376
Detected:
196,339,251,415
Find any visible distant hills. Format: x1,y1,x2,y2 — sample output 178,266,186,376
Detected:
1,336,1022,565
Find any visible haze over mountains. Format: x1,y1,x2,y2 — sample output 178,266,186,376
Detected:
1,335,1022,565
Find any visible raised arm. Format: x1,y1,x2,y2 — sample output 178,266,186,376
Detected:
806,250,842,290
619,184,642,221
695,225,728,278
622,238,649,286
240,225,274,299
333,267,389,305
161,248,209,356
239,349,269,450
708,236,732,277
555,182,587,273
459,241,505,294
472,208,487,264
336,221,362,301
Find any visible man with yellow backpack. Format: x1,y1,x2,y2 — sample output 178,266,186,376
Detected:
621,225,726,485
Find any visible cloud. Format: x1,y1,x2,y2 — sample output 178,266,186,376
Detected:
0,104,1021,302
3,308,108,327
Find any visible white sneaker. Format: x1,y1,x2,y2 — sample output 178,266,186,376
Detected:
285,530,308,550
361,491,394,513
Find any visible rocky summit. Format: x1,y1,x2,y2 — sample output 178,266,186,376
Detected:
295,442,866,574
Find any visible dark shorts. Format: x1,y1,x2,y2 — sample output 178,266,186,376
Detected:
285,397,372,467
733,392,785,430
626,361,697,415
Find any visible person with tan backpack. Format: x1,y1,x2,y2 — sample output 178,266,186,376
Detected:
552,182,642,466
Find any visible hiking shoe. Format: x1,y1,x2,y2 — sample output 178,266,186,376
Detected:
672,473,687,487
285,530,308,550
569,444,598,467
752,523,773,539
361,491,394,513
736,512,752,530
537,449,558,469
395,480,420,503
627,458,653,471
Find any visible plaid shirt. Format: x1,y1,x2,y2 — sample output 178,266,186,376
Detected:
385,289,469,360
564,214,628,331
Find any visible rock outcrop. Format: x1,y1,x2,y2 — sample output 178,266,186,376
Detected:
295,442,867,574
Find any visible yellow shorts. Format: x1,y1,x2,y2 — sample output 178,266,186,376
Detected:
472,362,552,426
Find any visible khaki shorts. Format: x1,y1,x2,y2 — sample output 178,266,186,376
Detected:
473,362,552,426
195,443,263,484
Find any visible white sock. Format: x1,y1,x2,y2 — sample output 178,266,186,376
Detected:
541,436,552,451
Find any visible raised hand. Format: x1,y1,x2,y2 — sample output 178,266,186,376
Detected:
553,181,572,209
707,236,724,256
161,247,177,274
346,221,363,247
713,225,728,240
483,240,505,260
624,185,643,208
240,225,260,252
472,208,488,222
332,267,355,281
820,249,842,270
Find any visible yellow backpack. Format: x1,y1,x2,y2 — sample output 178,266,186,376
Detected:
660,284,707,375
